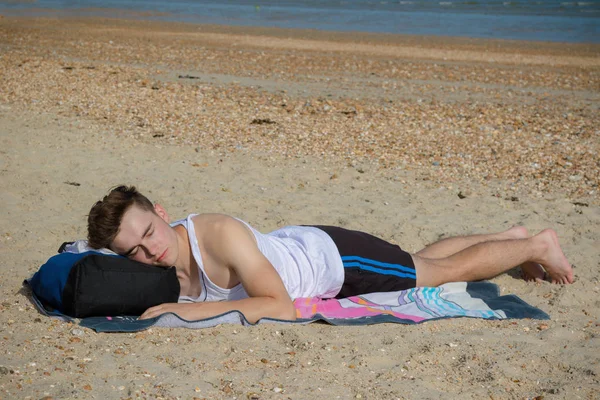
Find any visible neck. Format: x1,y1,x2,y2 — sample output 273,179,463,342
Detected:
172,223,201,298
173,225,193,277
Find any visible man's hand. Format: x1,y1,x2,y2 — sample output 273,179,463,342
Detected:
139,303,195,320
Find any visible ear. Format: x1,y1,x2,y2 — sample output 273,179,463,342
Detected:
154,203,170,223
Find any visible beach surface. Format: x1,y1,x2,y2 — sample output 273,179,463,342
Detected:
0,16,599,399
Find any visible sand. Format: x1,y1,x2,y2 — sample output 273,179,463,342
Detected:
0,16,599,399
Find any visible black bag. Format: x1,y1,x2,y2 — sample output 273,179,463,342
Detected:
29,248,180,318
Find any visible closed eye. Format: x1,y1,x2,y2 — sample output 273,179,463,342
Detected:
126,247,138,258
121,222,152,257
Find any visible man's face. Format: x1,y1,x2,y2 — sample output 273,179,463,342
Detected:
110,204,178,267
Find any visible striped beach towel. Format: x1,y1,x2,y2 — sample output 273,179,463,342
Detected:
42,281,548,332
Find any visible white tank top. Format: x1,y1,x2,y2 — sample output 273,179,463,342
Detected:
172,215,344,302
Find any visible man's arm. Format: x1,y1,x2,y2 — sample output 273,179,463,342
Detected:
140,216,296,323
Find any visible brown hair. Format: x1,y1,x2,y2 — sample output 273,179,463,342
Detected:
87,185,154,249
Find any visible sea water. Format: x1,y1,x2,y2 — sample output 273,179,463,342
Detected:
1,0,598,43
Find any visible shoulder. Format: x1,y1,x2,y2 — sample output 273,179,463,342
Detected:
192,214,256,253
196,215,262,268
190,213,244,234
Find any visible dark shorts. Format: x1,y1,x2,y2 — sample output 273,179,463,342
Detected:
311,225,417,298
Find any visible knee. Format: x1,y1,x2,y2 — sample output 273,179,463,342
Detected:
413,255,445,287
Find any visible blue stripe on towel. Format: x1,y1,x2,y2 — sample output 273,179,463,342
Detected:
431,286,465,316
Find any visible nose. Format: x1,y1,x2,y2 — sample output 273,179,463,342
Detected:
150,239,163,260
141,238,160,260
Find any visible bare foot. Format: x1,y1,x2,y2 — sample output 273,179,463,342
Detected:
508,227,546,283
534,229,574,284
521,261,545,282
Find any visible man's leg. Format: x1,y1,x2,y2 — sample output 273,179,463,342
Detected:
416,226,527,258
415,226,545,281
413,229,573,287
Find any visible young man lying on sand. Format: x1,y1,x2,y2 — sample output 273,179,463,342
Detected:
87,186,574,323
